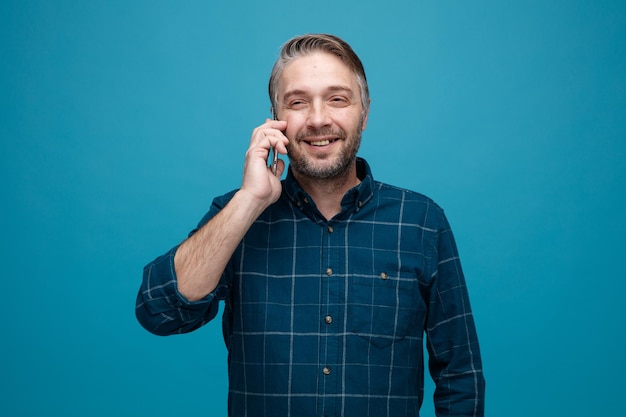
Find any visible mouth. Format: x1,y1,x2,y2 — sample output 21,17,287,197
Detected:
304,138,340,147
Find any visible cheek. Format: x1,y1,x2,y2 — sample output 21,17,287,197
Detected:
283,115,304,139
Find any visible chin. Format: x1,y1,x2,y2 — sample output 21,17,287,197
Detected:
292,156,354,180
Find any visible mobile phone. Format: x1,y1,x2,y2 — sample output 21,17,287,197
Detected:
271,147,278,176
271,109,279,175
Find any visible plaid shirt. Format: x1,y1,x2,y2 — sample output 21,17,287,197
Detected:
136,158,485,417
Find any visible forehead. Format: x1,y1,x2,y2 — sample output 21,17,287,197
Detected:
277,51,358,96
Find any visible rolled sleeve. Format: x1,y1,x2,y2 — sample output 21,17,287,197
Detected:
135,193,235,336
135,245,222,336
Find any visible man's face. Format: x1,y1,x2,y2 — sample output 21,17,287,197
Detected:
275,51,369,180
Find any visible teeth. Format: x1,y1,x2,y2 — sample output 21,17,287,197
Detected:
310,140,331,146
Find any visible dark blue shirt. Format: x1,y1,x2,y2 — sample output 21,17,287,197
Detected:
136,158,485,416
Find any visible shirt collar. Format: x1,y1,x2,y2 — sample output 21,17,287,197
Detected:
282,157,375,218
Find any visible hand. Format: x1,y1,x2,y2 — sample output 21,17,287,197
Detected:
240,118,289,205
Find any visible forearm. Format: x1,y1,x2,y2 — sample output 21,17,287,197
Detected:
428,288,485,417
428,212,485,416
430,341,485,417
175,189,269,301
136,118,288,334
170,118,288,301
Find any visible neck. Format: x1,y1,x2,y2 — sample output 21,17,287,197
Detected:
292,161,360,220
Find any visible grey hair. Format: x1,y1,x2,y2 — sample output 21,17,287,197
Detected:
268,34,370,116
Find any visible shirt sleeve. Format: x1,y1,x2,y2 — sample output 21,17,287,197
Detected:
134,246,226,336
426,211,486,417
135,193,235,336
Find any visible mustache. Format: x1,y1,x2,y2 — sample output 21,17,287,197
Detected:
295,127,346,142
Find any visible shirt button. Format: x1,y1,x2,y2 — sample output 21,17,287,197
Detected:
325,268,333,276
380,272,388,280
323,366,331,375
327,225,334,234
325,315,333,324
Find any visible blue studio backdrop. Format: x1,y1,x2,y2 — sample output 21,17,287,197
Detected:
1,1,625,416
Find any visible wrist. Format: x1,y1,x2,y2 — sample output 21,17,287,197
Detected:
233,188,273,219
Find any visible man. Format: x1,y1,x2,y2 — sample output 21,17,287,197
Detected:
136,33,485,417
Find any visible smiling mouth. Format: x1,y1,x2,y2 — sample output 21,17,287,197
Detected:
305,138,339,147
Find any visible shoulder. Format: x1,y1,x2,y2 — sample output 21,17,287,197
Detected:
371,180,448,227
373,180,442,209
192,188,240,230
211,188,239,209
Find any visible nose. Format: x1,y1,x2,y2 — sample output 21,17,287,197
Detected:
306,101,332,129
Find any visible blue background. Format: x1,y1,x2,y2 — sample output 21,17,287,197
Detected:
1,1,625,416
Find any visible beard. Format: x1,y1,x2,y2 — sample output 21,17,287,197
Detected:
287,125,363,180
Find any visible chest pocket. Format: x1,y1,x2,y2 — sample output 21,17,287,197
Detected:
348,271,423,348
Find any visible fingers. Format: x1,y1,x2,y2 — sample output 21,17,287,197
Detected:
250,119,289,154
240,120,289,202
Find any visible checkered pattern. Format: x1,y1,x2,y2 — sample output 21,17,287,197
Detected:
136,158,485,416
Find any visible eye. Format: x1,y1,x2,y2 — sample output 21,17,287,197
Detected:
287,99,308,110
329,96,350,107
